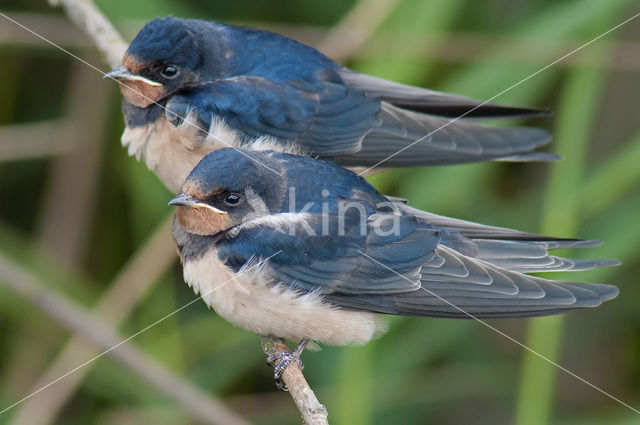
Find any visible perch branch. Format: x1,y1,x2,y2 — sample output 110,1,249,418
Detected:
261,336,328,425
48,0,126,69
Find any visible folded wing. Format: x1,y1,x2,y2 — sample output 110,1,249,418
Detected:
217,205,618,319
171,75,556,166
339,69,548,118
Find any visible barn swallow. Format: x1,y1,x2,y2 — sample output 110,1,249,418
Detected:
107,16,556,193
169,148,618,383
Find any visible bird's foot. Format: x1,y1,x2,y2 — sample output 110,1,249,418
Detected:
266,338,309,390
267,352,304,389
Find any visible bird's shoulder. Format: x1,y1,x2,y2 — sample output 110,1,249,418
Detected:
211,22,340,82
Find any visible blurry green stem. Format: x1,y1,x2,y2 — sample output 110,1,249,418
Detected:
10,216,176,425
334,345,375,425
515,50,607,425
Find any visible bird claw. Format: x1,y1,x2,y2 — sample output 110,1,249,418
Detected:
267,351,304,373
274,376,286,390
267,351,305,391
265,338,309,390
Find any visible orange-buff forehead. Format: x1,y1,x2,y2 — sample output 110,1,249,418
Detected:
122,53,144,74
183,181,224,200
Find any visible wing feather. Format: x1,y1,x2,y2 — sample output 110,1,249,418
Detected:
170,76,555,165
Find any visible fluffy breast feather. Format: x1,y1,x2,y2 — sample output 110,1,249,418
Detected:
121,112,305,193
121,114,235,193
182,248,386,346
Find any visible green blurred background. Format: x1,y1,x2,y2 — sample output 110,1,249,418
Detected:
0,0,639,424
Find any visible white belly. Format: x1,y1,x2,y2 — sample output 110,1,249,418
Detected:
182,249,386,346
121,113,306,194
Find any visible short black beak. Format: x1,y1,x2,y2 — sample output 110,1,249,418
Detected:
169,193,227,215
104,66,162,87
169,193,199,207
104,66,133,80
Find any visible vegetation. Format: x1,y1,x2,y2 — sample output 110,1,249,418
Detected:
0,0,638,424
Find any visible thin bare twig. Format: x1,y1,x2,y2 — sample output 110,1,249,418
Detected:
49,0,126,68
261,336,328,425
0,251,250,425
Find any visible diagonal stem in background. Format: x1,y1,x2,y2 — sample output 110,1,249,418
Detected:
10,215,176,425
0,249,250,425
317,0,401,62
48,0,127,69
36,62,112,270
515,42,611,425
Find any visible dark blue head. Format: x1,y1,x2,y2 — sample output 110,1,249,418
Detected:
184,148,286,198
169,148,286,235
169,148,392,236
126,16,202,69
106,16,342,108
106,16,208,107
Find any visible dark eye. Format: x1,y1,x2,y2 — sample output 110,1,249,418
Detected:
161,65,178,79
224,193,241,206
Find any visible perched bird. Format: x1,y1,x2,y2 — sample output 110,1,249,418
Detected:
169,148,618,381
107,16,557,194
